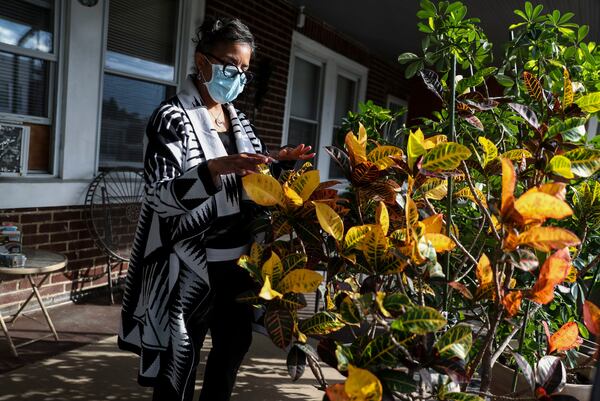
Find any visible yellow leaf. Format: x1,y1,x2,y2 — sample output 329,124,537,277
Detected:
345,365,383,401
407,128,426,169
243,173,284,206
376,201,389,235
276,269,323,294
262,251,284,287
362,225,390,270
421,142,472,172
518,227,580,253
346,131,367,166
290,170,321,202
424,233,456,253
501,149,533,161
313,201,344,242
367,145,403,170
420,178,448,200
514,191,573,222
283,184,304,208
536,182,567,201
344,225,372,250
375,292,392,318
250,242,264,266
357,122,367,144
405,196,419,229
523,71,545,102
422,213,444,234
423,134,448,149
563,68,574,110
478,136,498,168
259,276,283,300
502,291,523,317
547,155,574,179
454,186,488,208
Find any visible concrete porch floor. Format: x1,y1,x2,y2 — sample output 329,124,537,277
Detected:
0,293,343,400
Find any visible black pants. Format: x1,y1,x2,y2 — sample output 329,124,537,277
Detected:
152,260,255,401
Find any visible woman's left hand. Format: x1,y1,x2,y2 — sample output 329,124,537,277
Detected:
277,144,316,161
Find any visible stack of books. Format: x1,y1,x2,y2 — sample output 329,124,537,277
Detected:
0,223,26,267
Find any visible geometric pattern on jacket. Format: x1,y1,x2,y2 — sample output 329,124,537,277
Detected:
118,75,264,400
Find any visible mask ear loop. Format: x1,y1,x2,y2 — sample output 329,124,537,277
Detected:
196,53,212,83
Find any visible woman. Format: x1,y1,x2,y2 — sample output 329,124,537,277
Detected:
118,17,314,401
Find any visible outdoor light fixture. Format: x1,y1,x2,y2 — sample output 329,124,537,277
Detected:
296,6,305,28
78,0,99,7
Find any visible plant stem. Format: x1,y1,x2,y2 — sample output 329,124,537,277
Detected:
512,300,532,392
444,54,458,312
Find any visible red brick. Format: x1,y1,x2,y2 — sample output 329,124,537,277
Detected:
52,210,82,222
51,231,79,243
39,242,68,253
21,224,38,235
79,248,103,260
22,233,50,246
39,222,68,233
20,213,52,223
68,239,94,251
0,214,21,223
0,280,18,293
69,220,87,231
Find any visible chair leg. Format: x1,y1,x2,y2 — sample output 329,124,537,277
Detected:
106,257,114,305
0,310,18,357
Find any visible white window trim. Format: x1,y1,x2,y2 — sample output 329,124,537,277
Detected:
0,0,65,176
282,32,368,179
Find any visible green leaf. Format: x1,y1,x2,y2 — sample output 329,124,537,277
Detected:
237,255,262,282
360,335,398,368
391,306,447,334
405,60,424,79
286,345,306,381
338,294,362,325
563,148,600,177
377,369,417,393
382,293,413,316
421,142,472,172
299,311,345,335
547,117,587,142
398,52,420,64
434,324,473,360
575,92,600,113
478,136,498,168
281,253,308,276
265,305,294,349
547,155,574,179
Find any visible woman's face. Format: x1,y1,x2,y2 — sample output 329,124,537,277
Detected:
196,41,252,83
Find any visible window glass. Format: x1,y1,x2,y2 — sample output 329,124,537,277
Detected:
290,57,321,121
100,74,175,167
106,0,178,81
0,0,54,53
0,51,49,117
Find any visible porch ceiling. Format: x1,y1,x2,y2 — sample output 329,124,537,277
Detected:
288,0,600,64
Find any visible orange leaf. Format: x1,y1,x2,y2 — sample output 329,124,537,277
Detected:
583,301,600,337
502,291,523,317
514,192,573,223
548,321,582,354
518,227,580,253
502,229,520,252
476,253,493,286
536,182,567,201
325,383,350,401
523,71,545,102
449,281,473,300
424,233,456,253
422,213,444,234
501,158,517,218
529,248,572,304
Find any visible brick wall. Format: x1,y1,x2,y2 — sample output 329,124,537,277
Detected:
205,0,408,149
0,207,124,314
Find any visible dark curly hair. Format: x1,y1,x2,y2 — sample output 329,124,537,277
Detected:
193,16,256,54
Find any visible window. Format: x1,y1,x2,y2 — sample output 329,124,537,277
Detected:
386,95,408,145
284,33,367,179
0,0,59,173
99,0,180,168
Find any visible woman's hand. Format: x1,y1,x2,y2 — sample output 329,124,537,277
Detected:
276,144,316,162
207,153,271,183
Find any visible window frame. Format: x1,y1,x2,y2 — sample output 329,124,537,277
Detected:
282,32,368,179
0,0,64,177
96,0,185,170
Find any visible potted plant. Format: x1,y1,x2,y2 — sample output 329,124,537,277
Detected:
236,1,600,400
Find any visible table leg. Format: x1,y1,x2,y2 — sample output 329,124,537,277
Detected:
27,275,59,341
0,310,18,357
9,273,50,324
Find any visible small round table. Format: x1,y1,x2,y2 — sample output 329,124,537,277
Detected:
0,248,68,357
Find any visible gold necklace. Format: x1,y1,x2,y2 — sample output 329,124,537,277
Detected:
208,106,225,128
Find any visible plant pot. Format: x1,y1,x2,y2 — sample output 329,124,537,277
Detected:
491,362,593,401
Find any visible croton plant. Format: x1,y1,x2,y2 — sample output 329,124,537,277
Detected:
237,2,600,401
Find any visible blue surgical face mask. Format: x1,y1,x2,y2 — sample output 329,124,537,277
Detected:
202,61,246,104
